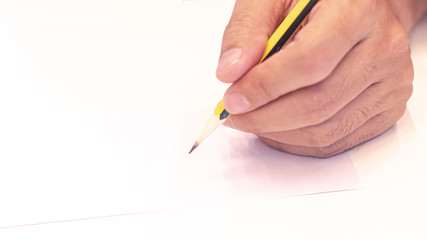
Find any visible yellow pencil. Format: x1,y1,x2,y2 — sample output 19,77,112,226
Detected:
189,0,319,154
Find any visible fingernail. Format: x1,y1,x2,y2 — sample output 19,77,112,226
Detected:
216,48,242,75
223,93,250,114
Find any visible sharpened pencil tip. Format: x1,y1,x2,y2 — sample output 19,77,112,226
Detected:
189,143,199,154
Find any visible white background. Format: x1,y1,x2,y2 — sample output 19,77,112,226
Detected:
0,0,426,239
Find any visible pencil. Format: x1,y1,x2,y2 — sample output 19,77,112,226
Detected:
189,0,319,154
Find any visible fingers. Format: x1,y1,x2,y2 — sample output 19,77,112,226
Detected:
224,15,413,133
256,80,413,147
216,0,289,83
222,0,376,114
224,35,384,133
218,0,415,158
259,104,408,158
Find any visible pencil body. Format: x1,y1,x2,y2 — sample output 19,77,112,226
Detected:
190,0,319,153
221,0,318,120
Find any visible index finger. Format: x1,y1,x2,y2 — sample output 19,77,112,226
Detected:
223,0,376,114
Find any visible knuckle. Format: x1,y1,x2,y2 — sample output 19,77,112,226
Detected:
391,30,410,54
382,25,411,58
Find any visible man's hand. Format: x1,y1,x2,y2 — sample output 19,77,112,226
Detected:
216,0,427,157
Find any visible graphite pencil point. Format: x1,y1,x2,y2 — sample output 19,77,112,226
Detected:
189,143,199,154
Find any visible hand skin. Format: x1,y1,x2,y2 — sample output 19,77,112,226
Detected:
216,0,427,158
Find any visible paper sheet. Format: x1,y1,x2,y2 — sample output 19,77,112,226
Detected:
0,0,360,227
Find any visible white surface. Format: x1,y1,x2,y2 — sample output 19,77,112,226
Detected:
0,0,360,230
1,0,427,239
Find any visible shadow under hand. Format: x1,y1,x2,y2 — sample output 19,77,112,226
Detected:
220,132,359,198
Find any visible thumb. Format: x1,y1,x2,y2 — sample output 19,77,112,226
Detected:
216,0,286,83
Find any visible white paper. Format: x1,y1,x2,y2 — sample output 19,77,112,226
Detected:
0,0,360,228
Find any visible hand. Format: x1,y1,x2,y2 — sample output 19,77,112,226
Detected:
216,0,427,158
